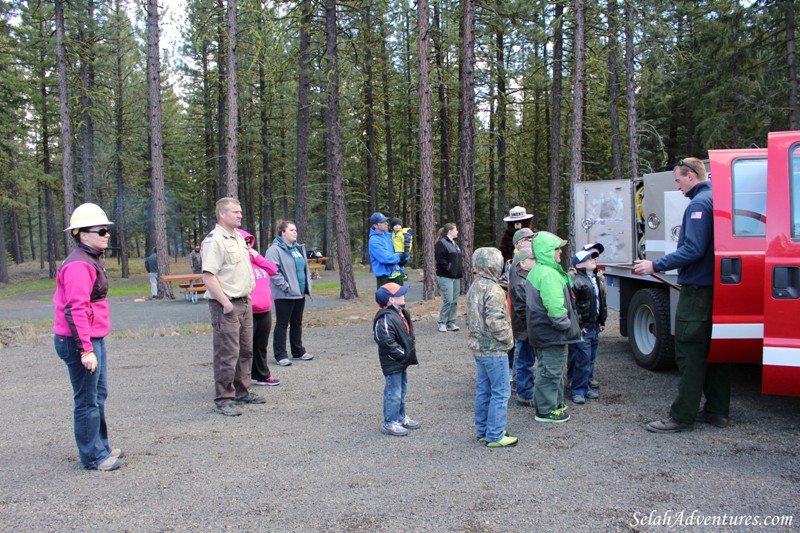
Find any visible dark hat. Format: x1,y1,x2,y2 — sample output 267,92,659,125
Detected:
572,249,599,267
582,242,604,255
376,282,410,306
370,212,389,225
512,228,535,246
389,217,403,228
503,205,534,222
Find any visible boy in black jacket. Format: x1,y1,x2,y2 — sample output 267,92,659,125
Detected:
373,282,420,436
567,244,607,404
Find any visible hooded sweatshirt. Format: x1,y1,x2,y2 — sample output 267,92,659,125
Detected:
466,247,514,356
525,232,582,348
236,229,278,314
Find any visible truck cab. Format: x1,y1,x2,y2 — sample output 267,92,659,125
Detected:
573,130,800,396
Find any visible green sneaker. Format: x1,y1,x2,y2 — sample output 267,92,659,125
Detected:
477,429,508,443
486,434,519,447
535,410,570,423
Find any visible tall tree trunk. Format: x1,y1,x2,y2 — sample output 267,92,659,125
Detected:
55,0,74,247
433,0,452,222
417,0,436,300
27,208,36,262
364,5,378,218
624,0,639,180
458,0,476,288
533,36,543,228
216,0,227,198
568,0,586,257
146,0,174,299
201,41,215,227
380,35,396,215
787,0,798,129
258,18,273,251
325,0,358,299
225,0,238,197
607,0,623,180
496,24,507,242
0,206,6,281
547,2,564,233
40,21,58,275
488,82,496,237
79,0,95,203
295,0,311,242
114,0,129,278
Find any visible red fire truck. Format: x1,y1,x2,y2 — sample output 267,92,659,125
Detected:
573,130,800,396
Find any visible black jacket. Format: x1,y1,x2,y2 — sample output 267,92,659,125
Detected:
570,268,607,328
435,237,463,278
373,306,418,376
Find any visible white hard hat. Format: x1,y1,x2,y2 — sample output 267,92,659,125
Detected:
64,203,114,232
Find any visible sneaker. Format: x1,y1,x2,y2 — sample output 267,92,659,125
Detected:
586,389,599,400
535,410,570,423
381,421,409,437
109,448,124,459
438,323,447,332
486,434,519,447
589,378,600,389
646,417,693,433
572,395,586,405
478,430,508,443
214,403,242,416
293,353,314,361
556,403,568,412
233,392,266,405
96,455,122,471
401,415,421,430
254,376,281,386
446,324,460,331
276,358,292,366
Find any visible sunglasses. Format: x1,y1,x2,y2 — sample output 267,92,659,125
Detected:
676,159,697,174
83,228,110,237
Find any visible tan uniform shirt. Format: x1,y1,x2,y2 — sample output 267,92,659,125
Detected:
201,224,255,299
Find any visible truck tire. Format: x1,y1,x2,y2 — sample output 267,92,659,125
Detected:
628,288,675,370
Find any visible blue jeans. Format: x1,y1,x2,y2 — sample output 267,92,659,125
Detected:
55,335,112,469
474,355,510,442
569,325,599,397
437,276,460,326
533,345,567,415
515,339,536,400
383,370,408,424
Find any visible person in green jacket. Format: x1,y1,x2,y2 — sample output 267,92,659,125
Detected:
525,232,582,423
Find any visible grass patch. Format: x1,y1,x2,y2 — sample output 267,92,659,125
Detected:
0,279,56,298
107,283,151,297
312,282,341,297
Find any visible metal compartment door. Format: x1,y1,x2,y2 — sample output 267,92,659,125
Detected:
762,131,800,396
573,180,634,264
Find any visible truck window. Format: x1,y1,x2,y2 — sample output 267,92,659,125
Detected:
793,144,800,239
732,158,767,237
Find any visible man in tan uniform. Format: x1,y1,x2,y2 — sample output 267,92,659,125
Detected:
201,198,263,416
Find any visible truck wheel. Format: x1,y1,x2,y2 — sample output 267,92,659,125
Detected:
628,288,675,370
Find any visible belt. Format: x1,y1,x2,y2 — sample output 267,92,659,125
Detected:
228,296,249,302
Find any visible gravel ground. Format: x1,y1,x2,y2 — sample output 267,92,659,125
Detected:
1,283,799,531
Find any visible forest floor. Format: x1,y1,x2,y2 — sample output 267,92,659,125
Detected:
0,265,798,531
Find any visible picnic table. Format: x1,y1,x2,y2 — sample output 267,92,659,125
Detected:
161,274,206,304
308,256,330,279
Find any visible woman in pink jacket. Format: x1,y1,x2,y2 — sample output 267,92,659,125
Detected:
53,204,122,471
237,229,281,386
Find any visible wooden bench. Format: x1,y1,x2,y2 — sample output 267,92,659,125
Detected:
185,286,207,304
309,264,324,279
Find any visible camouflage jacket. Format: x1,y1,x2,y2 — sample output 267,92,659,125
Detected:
466,247,514,356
